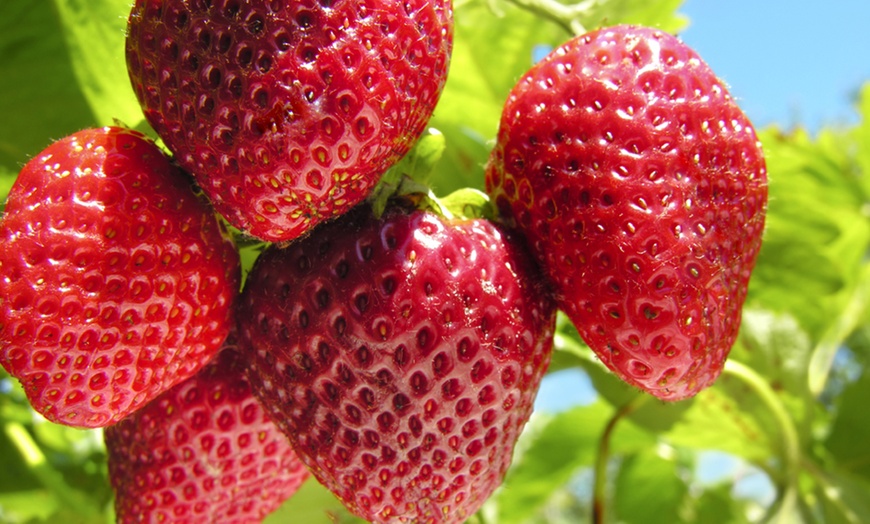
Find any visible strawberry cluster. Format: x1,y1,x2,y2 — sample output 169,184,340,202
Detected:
0,1,766,522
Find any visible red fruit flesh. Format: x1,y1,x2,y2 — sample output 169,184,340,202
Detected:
106,342,309,523
237,206,556,523
126,0,453,242
0,127,240,427
485,25,768,400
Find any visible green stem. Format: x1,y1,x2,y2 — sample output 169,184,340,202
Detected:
722,360,801,522
4,421,100,518
502,0,600,36
808,262,870,397
591,393,650,524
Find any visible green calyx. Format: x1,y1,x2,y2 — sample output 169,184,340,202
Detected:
370,127,496,222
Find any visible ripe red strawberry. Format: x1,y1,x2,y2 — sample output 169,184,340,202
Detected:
0,127,240,427
237,204,556,523
105,340,310,523
485,25,768,401
125,0,453,242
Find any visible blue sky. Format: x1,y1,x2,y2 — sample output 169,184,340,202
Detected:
678,0,870,133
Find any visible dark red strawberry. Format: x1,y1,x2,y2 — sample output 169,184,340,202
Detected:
125,0,453,242
237,204,556,523
485,25,768,401
105,340,310,523
0,127,240,427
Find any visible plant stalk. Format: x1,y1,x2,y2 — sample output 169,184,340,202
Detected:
591,393,649,524
502,0,599,35
4,421,100,518
722,359,802,522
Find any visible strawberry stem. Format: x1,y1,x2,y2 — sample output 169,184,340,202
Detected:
808,263,870,397
591,393,650,524
722,359,801,522
502,0,601,35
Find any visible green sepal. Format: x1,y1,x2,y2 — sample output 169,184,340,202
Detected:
439,187,497,221
370,128,447,218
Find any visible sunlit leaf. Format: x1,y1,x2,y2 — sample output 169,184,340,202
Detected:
488,401,653,524
0,2,95,173
750,126,870,342
730,309,815,438
577,0,688,33
264,477,368,524
664,381,773,466
428,1,569,193
692,483,752,524
816,468,870,524
613,448,689,524
52,0,145,130
0,489,59,522
825,371,870,481
854,83,870,196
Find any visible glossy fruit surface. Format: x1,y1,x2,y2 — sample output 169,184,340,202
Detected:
238,205,556,523
485,25,768,400
106,342,309,523
0,126,240,427
126,0,453,242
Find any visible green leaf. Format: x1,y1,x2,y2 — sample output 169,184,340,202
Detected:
575,0,688,33
851,82,870,198
0,1,95,173
370,129,448,215
487,402,653,524
2,422,102,520
0,489,59,522
429,1,569,193
733,310,813,394
237,240,267,288
264,477,367,524
825,371,870,481
815,467,870,524
439,187,495,220
730,309,815,437
0,164,14,209
750,126,870,343
613,448,689,524
0,371,38,426
664,382,773,467
762,489,809,524
380,128,447,189
809,264,870,397
52,0,145,130
30,421,103,460
0,420,42,494
692,483,752,524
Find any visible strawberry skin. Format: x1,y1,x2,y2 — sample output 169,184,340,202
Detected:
106,340,310,523
0,127,240,427
237,205,556,523
485,25,768,400
125,0,453,242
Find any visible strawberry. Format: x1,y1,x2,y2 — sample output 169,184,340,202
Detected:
125,0,454,242
105,339,310,523
237,204,556,523
485,25,768,400
0,127,240,427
